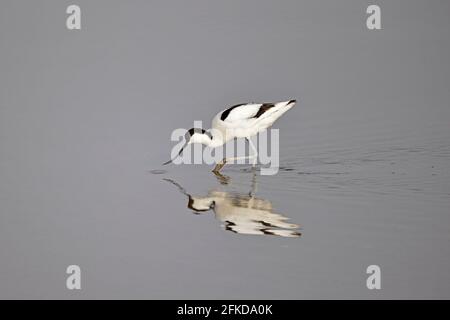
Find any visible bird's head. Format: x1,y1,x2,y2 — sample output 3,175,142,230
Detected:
188,196,215,213
163,128,212,165
186,128,212,145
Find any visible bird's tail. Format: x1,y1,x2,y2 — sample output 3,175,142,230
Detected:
257,99,296,124
278,99,297,109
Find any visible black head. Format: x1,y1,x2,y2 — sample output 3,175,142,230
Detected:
187,128,208,137
162,128,210,165
188,196,215,213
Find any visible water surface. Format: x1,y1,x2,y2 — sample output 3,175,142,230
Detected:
1,0,450,299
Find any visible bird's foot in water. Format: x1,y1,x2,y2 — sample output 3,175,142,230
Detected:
212,170,230,185
212,159,226,173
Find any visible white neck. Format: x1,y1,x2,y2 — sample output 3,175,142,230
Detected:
208,130,226,148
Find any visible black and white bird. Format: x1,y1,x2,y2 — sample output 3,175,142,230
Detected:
164,99,297,172
164,178,301,237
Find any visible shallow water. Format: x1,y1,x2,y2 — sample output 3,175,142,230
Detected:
1,0,450,299
145,123,450,299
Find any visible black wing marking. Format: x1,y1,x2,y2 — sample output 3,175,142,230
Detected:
220,102,277,121
220,103,246,121
253,103,275,118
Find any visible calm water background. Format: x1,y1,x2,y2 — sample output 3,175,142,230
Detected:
1,0,449,298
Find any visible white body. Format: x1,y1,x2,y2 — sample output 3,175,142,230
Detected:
164,99,297,168
163,175,300,237
210,100,296,145
191,190,300,237
187,100,296,147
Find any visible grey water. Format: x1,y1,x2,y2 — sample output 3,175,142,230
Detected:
1,1,450,299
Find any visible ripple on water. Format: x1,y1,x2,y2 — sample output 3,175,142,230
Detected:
150,169,167,175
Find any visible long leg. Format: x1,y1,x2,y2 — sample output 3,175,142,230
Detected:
247,137,258,166
212,138,258,173
212,170,230,185
248,168,258,198
212,155,255,173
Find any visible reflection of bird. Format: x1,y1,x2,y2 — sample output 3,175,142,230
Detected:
164,177,301,238
163,100,297,172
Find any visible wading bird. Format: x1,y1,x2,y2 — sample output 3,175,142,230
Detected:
164,177,301,237
163,99,297,173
